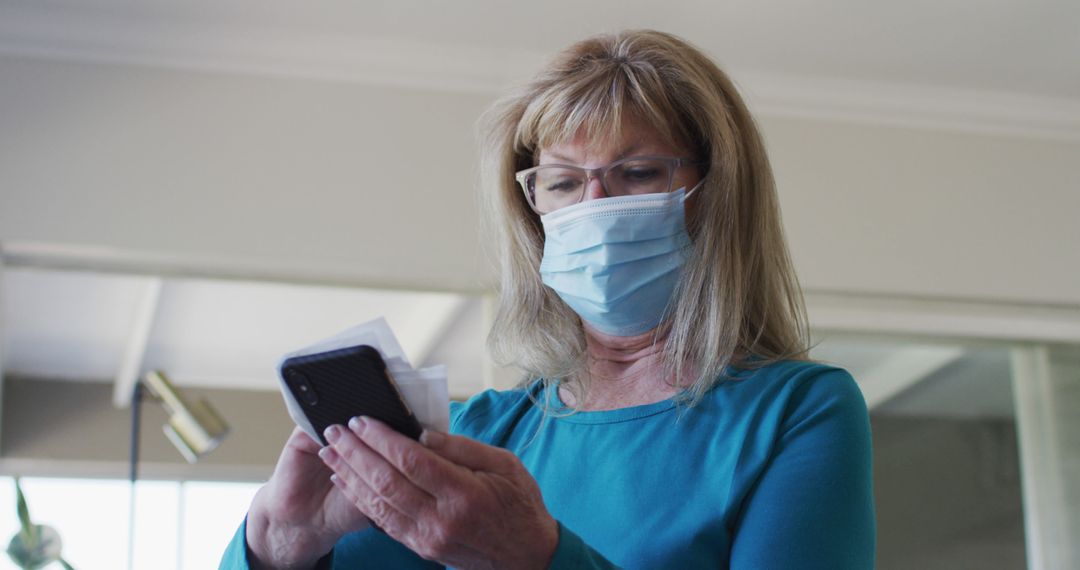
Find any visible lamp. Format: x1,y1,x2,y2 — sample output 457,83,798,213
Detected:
140,370,230,463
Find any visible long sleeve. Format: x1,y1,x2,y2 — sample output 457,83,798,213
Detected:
223,363,872,569
546,523,621,569
728,369,876,569
219,517,444,569
219,520,249,570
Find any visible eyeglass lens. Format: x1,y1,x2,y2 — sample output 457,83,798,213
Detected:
527,158,674,213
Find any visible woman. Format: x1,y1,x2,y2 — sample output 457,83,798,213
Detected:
222,29,875,569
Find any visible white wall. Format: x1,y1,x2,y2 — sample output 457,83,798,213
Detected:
2,54,1078,304
766,117,1080,305
0,55,492,292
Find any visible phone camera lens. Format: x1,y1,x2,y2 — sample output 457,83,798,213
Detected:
287,370,319,406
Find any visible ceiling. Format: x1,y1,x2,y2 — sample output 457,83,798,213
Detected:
812,335,1015,419
1,267,486,397
2,267,1016,418
0,2,1040,414
0,0,1077,139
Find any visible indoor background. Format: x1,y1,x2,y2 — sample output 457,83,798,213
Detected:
0,1,1078,569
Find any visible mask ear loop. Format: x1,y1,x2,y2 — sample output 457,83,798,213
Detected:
678,177,708,239
681,177,708,199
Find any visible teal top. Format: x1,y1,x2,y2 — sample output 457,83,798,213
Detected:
220,360,876,569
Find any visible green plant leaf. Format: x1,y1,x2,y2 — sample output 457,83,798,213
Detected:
13,477,36,544
59,557,76,570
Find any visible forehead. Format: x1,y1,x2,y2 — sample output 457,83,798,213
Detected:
537,115,685,164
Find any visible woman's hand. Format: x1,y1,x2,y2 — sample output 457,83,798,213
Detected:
318,417,559,570
246,427,370,570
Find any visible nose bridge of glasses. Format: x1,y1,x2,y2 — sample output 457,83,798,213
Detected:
583,168,608,200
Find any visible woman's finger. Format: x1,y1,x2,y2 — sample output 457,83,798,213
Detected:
322,445,479,566
417,428,520,474
323,457,418,540
348,417,475,493
284,426,323,454
319,425,435,518
330,420,558,568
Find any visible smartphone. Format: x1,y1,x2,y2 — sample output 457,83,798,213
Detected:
279,344,423,445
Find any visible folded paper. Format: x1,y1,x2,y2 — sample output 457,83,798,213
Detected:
276,317,450,444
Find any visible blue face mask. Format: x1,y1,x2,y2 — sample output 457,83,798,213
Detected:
539,183,699,337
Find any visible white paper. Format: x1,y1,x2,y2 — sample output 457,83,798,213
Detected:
276,317,450,444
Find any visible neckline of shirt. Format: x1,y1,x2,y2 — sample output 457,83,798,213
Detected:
540,382,679,424
532,361,769,424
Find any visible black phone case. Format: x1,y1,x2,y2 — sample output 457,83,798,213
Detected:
280,345,424,444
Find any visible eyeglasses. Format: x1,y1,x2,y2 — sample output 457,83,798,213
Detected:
515,155,706,214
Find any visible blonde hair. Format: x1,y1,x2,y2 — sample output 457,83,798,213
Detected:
479,30,810,406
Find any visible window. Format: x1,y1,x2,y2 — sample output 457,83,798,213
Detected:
0,477,260,570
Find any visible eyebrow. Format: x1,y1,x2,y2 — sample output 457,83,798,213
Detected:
543,143,651,165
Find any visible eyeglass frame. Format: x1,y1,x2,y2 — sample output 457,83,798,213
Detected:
514,155,708,214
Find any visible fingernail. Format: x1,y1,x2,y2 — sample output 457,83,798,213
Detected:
324,425,341,443
348,416,368,434
329,474,342,487
420,430,445,448
318,446,335,462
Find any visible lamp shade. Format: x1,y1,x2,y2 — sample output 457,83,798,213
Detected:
142,371,230,463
